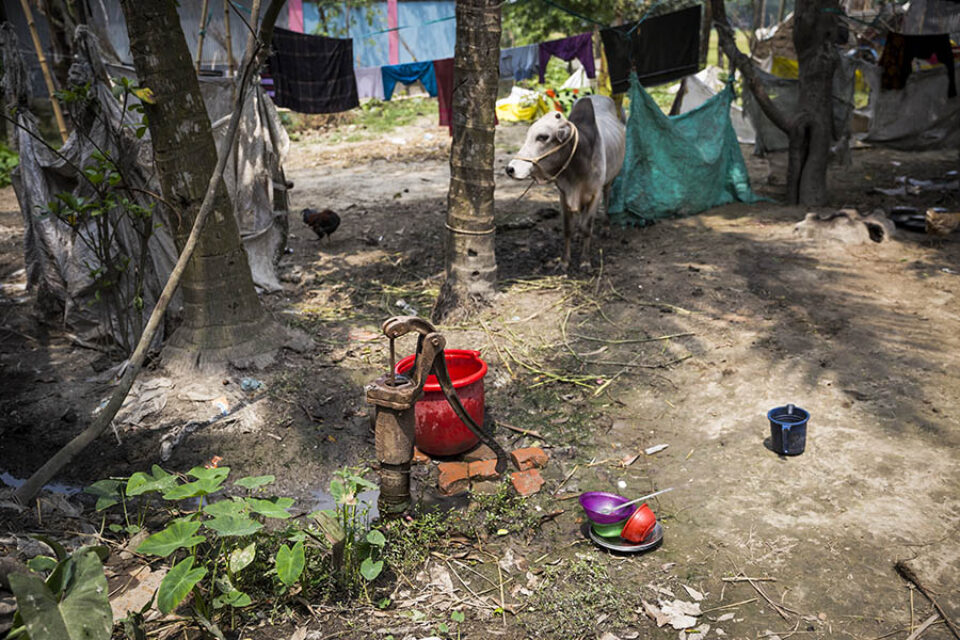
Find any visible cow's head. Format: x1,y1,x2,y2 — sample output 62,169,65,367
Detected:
506,111,575,183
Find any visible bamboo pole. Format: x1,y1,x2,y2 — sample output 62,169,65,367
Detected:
224,0,235,77
195,0,210,72
19,0,68,143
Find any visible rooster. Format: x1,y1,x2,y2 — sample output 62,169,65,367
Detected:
302,208,341,241
925,208,960,238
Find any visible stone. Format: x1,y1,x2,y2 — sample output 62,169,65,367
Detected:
511,447,549,471
510,469,544,496
470,480,502,495
437,462,469,496
468,459,501,481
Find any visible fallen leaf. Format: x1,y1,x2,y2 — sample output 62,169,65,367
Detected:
716,612,735,622
683,585,704,601
645,444,669,455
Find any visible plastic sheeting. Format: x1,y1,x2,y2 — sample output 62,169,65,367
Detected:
5,26,288,349
859,62,960,150
609,73,759,227
741,57,856,155
676,66,756,145
495,86,550,122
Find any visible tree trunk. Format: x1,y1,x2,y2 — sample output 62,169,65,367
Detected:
432,0,500,324
120,0,284,370
699,2,712,67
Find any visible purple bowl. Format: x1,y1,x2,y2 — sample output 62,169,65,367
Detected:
579,491,639,524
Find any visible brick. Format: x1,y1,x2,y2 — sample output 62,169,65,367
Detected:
470,480,502,495
511,447,549,471
468,459,501,481
412,447,430,465
463,443,498,462
437,462,469,496
510,469,544,496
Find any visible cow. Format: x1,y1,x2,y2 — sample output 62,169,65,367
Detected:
506,95,626,270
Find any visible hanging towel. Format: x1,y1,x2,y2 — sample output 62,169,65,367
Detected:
601,5,701,94
381,61,439,100
501,45,539,81
609,73,758,227
435,58,455,131
266,27,359,113
880,32,956,98
539,33,595,84
356,65,385,100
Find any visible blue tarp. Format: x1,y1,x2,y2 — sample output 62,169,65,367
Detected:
304,1,456,68
609,73,760,227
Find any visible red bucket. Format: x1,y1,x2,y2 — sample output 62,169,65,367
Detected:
395,349,486,456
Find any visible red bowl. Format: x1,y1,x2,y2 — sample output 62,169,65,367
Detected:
620,503,657,543
395,350,487,456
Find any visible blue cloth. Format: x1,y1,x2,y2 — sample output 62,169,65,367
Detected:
500,45,539,82
381,61,439,100
609,73,759,226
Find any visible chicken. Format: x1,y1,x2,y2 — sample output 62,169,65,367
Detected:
925,208,960,238
302,208,341,241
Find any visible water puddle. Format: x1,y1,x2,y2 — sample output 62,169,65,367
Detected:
0,471,85,497
311,488,380,522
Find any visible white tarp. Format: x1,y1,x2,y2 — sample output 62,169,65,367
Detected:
676,66,756,145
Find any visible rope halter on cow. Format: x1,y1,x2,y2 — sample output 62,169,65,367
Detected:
516,119,580,183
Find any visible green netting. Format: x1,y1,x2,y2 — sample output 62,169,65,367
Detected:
609,73,760,227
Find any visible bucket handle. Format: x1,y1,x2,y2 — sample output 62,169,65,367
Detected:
781,422,791,454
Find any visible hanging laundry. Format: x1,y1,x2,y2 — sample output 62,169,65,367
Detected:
356,66,385,100
539,33,595,84
381,61,439,100
601,5,701,94
266,27,358,113
435,58,455,130
880,32,956,98
501,45,539,82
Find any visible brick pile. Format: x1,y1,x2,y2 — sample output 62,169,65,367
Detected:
414,445,549,497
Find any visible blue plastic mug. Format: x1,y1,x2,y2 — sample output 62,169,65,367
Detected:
767,404,810,455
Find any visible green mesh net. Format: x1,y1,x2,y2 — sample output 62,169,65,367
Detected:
609,73,760,227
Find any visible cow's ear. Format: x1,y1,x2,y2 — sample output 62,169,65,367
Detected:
556,122,571,142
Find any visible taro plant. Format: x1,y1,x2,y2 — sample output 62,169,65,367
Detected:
5,539,112,640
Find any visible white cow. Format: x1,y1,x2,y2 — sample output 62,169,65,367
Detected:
506,95,625,270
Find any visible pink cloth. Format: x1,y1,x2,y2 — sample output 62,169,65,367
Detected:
388,0,399,64
287,0,304,33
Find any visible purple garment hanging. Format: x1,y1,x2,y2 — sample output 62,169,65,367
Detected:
538,33,595,84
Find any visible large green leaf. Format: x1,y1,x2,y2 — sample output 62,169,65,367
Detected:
212,590,251,609
137,519,206,557
126,465,178,497
9,550,112,640
234,475,275,490
162,466,230,500
204,515,263,537
366,530,386,547
244,497,294,519
228,543,256,574
360,556,383,582
203,499,246,518
84,479,122,511
157,556,207,615
275,541,305,587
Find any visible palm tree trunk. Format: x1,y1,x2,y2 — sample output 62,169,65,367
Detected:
432,0,500,324
120,0,284,370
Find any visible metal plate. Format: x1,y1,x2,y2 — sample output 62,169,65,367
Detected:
587,522,663,553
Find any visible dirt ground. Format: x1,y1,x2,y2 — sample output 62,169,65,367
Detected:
1,111,959,640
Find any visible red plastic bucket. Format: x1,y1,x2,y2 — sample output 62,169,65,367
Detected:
395,349,487,456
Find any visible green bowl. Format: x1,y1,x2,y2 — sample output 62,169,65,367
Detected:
590,517,630,538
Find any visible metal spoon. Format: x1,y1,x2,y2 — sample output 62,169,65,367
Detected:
598,487,674,515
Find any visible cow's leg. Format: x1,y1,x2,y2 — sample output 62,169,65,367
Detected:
561,199,573,271
579,193,601,270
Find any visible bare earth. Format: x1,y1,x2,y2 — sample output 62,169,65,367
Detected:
1,114,958,639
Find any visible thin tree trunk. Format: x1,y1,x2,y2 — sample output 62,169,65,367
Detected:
432,0,500,324
699,2,712,67
120,0,288,370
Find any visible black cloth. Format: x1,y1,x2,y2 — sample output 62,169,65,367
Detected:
879,32,956,98
601,5,701,94
266,27,359,113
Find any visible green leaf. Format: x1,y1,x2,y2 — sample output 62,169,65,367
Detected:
311,510,345,545
126,465,177,496
366,530,386,547
275,541,305,587
234,475,275,490
9,550,112,640
187,466,230,484
244,497,293,519
212,590,251,609
228,543,256,574
83,479,122,511
203,515,263,537
31,535,66,562
26,556,57,573
438,622,449,633
156,556,206,615
137,519,205,557
451,611,465,623
328,478,345,501
162,466,229,500
360,556,383,581
203,499,246,518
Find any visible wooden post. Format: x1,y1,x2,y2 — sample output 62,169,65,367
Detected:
777,0,787,23
224,0,235,77
19,0,68,143
196,0,210,72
